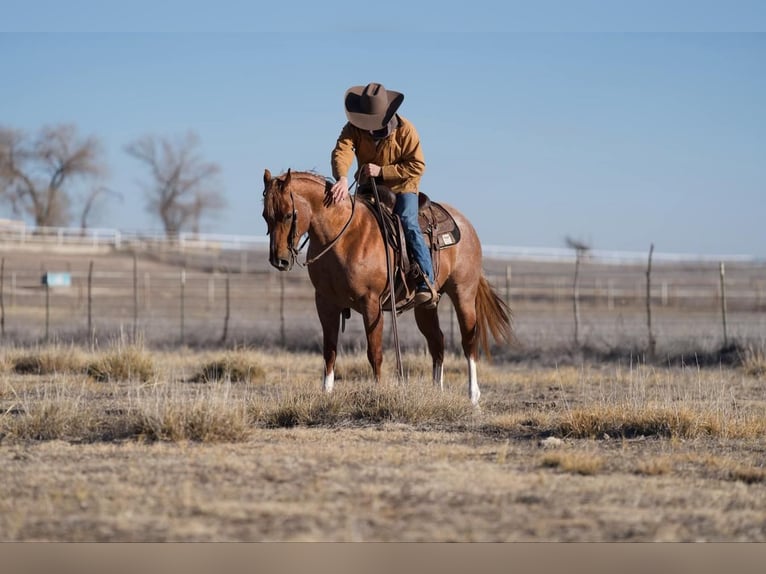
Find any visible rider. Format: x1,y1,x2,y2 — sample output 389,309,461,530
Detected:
330,82,435,308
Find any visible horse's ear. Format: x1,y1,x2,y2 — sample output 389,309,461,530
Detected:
284,169,292,186
263,169,272,186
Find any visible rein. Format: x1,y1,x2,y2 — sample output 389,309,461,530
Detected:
287,179,357,268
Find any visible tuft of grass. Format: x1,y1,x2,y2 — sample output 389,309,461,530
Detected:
634,456,673,476
741,345,766,377
540,451,604,475
11,347,86,375
260,382,475,428
86,345,155,382
190,351,265,383
559,405,721,439
134,405,250,442
727,465,766,485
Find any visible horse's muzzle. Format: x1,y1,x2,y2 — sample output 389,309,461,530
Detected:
269,254,292,271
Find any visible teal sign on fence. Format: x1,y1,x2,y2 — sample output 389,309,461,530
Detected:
42,272,72,287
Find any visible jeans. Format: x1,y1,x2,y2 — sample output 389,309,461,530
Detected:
394,192,434,286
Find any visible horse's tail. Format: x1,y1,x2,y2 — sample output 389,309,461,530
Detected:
476,274,513,359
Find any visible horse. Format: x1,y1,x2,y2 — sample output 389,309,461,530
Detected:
261,168,511,405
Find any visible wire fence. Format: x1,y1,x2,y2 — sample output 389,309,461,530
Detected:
1,244,764,354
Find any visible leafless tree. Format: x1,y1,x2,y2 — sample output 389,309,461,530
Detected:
0,125,105,227
125,132,225,238
79,185,123,232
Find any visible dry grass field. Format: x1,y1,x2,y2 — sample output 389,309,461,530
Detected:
1,343,765,541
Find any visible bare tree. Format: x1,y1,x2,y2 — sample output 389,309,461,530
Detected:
125,132,225,238
0,125,105,227
79,185,123,232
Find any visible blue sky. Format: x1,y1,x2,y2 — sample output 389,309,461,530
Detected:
2,5,765,257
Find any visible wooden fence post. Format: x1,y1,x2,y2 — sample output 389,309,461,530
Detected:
45,275,50,344
180,267,186,345
720,262,728,347
132,253,138,342
221,270,230,344
572,255,581,347
88,260,94,348
646,243,656,360
0,258,5,340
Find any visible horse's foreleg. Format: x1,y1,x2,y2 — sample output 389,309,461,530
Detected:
414,306,445,391
316,296,341,393
361,298,385,380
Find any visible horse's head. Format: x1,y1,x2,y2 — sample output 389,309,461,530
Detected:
262,168,305,271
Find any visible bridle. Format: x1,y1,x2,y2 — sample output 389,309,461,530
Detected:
279,179,357,269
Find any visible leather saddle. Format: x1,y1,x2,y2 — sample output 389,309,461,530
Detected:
357,184,461,313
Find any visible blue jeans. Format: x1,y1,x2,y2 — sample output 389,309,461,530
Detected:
394,192,434,286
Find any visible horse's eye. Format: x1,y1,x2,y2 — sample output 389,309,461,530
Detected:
283,212,294,222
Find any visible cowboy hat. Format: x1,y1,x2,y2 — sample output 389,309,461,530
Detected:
344,83,404,131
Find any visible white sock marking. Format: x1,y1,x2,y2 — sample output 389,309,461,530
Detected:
467,357,480,406
433,361,444,392
323,369,335,393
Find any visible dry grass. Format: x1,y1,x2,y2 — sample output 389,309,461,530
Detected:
9,346,87,376
85,344,155,382
190,350,266,384
741,344,766,377
262,381,474,428
1,347,766,541
540,451,604,475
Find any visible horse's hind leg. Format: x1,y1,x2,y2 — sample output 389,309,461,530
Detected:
449,287,481,406
315,295,341,392
414,306,445,391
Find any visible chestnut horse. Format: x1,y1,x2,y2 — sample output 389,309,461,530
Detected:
262,169,511,405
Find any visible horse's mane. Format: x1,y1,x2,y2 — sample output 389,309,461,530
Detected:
263,169,332,220
278,170,331,186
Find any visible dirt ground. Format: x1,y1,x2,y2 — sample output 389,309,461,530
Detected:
2,427,765,542
1,348,765,542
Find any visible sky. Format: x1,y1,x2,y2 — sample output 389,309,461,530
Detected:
2,3,765,258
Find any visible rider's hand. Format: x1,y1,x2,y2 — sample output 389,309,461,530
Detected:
362,163,382,178
330,176,349,203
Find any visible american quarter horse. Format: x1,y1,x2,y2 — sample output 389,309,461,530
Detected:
262,169,511,405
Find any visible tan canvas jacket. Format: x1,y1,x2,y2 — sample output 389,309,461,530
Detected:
331,115,425,194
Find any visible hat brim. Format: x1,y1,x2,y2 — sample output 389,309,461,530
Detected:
344,86,404,131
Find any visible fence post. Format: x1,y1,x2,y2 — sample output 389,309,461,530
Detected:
505,264,512,308
88,260,94,348
143,272,151,310
221,269,230,344
719,262,728,347
0,258,5,340
132,253,138,342
646,243,656,360
180,267,186,345
572,255,581,347
45,275,50,344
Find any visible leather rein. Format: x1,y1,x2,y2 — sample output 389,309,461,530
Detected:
286,179,357,269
